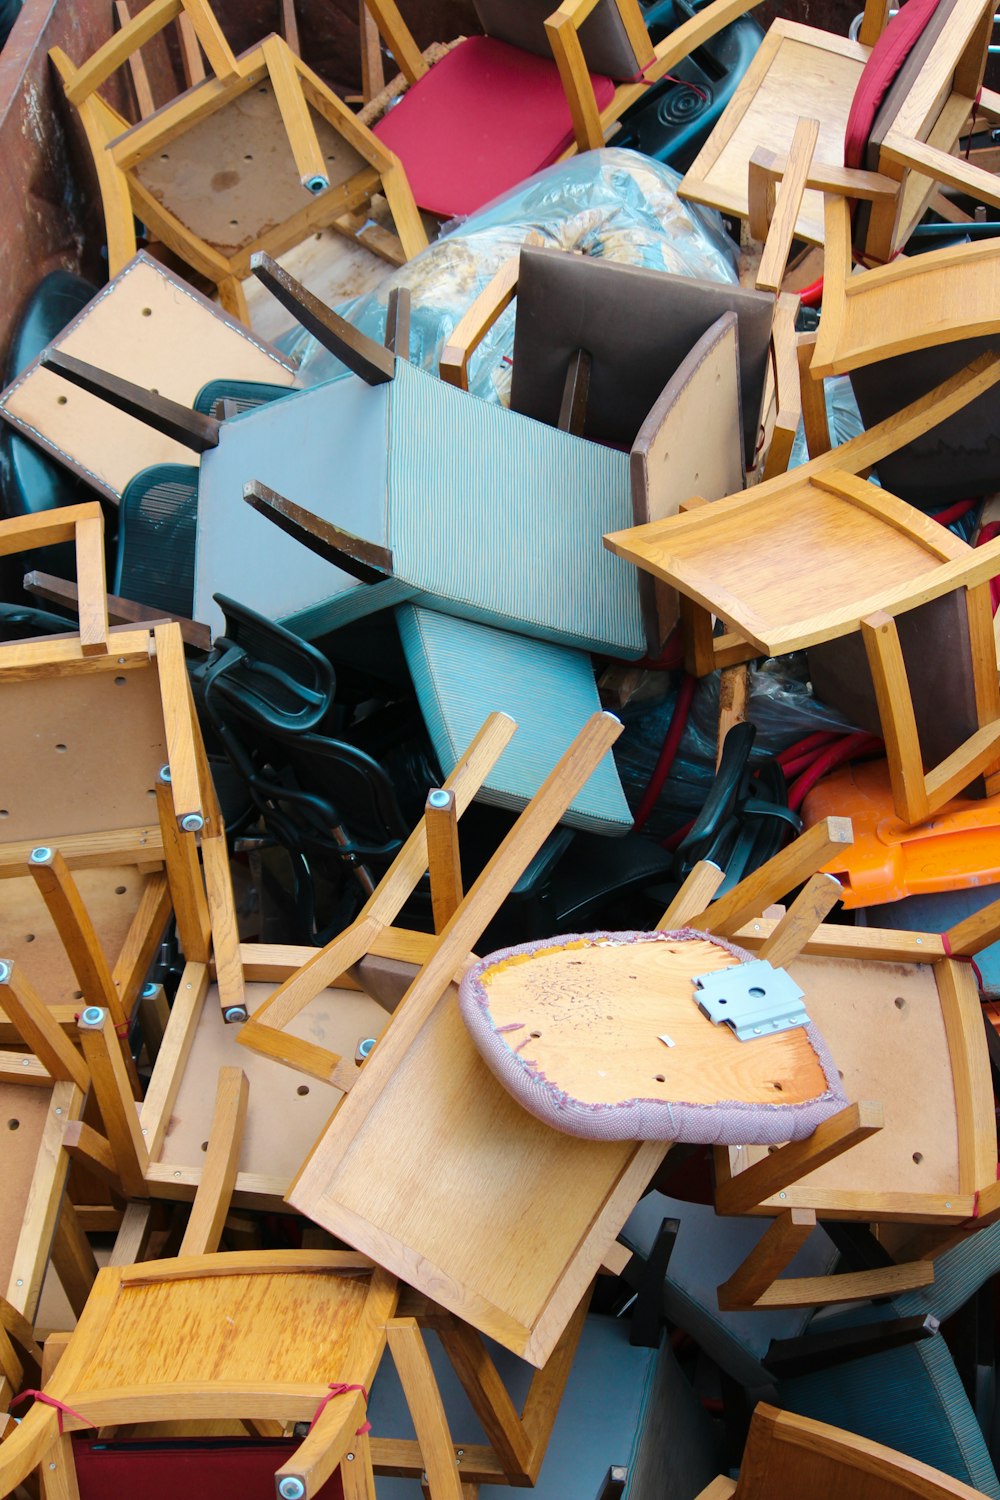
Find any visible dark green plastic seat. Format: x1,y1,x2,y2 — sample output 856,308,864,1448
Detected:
115,464,199,618
192,379,295,419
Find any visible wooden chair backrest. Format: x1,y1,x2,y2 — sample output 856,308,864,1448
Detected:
62,0,241,110
733,1405,990,1499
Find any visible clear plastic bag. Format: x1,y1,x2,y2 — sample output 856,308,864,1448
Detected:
278,147,739,394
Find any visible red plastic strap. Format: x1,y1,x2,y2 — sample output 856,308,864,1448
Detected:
941,931,985,991
623,58,706,100
309,1383,371,1437
633,672,696,833
9,1390,94,1436
976,521,1000,615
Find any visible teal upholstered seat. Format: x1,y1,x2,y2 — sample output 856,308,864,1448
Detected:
620,1195,1000,1496
194,359,641,652
397,604,633,834
366,1313,722,1500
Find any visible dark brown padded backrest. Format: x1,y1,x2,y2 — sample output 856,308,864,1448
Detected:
472,0,643,79
849,335,1000,506
509,245,773,462
808,590,983,788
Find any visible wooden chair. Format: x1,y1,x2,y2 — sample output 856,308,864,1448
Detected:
239,759,864,1367
680,0,997,266
695,1402,995,1499
605,354,1000,826
671,870,1000,1313
360,0,768,222
0,251,297,511
4,1066,596,1500
744,111,1000,507
0,503,251,1032
49,0,428,323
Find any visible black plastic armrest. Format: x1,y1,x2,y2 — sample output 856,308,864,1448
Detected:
763,1313,939,1379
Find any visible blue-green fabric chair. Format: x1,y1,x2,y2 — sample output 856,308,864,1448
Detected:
620,1192,1000,1496
194,358,642,652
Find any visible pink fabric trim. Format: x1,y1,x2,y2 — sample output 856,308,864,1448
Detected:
458,930,848,1143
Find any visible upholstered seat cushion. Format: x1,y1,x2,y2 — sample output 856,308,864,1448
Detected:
373,37,616,219
398,604,633,833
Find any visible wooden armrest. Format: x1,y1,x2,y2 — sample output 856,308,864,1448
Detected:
439,255,522,391
23,570,212,652
649,0,764,83
881,131,1000,214
753,119,820,293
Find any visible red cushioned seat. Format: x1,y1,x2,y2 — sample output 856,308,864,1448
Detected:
373,35,616,220
843,0,946,168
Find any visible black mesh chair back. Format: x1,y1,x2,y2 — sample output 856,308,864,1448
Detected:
114,463,199,617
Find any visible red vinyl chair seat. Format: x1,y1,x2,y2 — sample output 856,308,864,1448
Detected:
373,34,616,219
843,0,946,167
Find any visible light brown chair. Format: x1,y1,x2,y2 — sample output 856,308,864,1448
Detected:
605,354,1000,826
50,0,427,323
360,0,768,222
680,0,997,266
695,1402,994,1499
671,865,1000,1312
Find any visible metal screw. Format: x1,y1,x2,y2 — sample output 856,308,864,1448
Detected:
142,1127,148,1135
456,1450,464,1460
346,1453,355,1462
55,1108,62,1116
0,961,11,984
278,1479,306,1499
174,1171,182,1178
159,765,172,783
427,789,451,809
945,1202,952,1208
15,1279,22,1287
916,938,923,945
118,657,126,665
82,1006,105,1026
49,1463,56,1471
224,1006,248,1024
20,1059,29,1068
778,1192,786,1199
29,847,52,863
180,813,204,832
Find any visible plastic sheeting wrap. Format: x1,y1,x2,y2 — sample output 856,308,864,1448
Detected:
278,148,739,393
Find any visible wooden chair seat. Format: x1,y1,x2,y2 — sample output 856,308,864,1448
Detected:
604,386,1000,826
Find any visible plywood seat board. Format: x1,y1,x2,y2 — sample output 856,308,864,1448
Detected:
133,82,368,255
731,953,961,1202
288,985,658,1362
0,1084,53,1289
472,936,829,1109
162,982,388,1184
0,668,169,844
0,869,147,1019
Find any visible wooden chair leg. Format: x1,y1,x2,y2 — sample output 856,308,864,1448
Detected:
50,1204,98,1321
657,861,726,929
387,1320,464,1500
715,1102,883,1216
425,790,463,935
39,1434,81,1500
757,872,843,968
77,1009,149,1199
683,817,853,936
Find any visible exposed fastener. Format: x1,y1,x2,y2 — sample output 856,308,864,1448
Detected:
159,765,171,783
278,1479,306,1499
0,961,11,984
81,1005,105,1026
29,847,52,863
224,1006,248,1024
180,813,204,832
